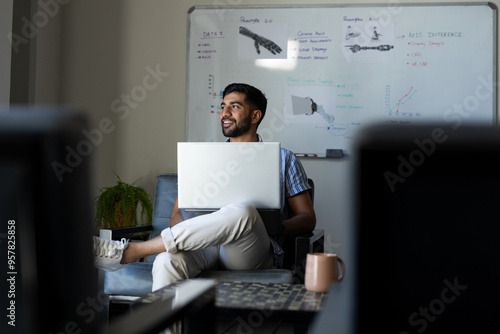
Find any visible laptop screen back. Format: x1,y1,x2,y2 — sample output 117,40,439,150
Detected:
177,142,281,210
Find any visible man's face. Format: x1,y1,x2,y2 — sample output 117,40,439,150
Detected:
220,91,253,138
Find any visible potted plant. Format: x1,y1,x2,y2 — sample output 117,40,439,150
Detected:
94,172,153,231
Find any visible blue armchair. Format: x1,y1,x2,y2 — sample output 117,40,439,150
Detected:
100,174,324,312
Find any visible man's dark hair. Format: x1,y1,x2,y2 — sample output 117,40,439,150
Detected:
222,83,267,126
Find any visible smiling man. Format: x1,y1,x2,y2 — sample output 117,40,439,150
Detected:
94,83,316,291
220,84,266,141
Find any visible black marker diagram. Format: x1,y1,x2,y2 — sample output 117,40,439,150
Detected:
345,44,394,53
342,21,395,57
371,27,381,42
345,25,361,40
239,26,283,56
291,95,335,124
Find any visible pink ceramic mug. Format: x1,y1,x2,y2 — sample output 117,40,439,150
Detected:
305,253,345,292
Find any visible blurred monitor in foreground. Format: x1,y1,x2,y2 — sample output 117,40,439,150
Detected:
0,108,98,333
354,123,500,333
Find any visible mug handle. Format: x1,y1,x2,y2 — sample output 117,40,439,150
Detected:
337,257,346,281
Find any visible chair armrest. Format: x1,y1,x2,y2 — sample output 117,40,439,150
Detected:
296,228,325,245
294,228,325,281
99,225,153,240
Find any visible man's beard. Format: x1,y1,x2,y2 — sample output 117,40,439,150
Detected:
221,114,252,138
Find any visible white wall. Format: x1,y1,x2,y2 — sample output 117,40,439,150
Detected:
34,0,500,273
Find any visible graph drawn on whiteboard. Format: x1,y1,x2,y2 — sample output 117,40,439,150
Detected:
208,74,223,115
385,85,421,118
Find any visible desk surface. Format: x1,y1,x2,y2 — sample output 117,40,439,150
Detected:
216,281,327,313
136,280,327,314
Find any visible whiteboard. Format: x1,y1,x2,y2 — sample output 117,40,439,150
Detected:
186,3,497,155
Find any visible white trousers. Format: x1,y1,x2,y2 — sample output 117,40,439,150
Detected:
152,202,273,291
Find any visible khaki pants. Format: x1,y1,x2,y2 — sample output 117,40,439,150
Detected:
152,202,273,291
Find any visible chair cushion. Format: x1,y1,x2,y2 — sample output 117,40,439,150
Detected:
104,262,153,296
197,269,295,284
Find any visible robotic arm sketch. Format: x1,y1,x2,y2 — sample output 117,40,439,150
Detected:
239,26,283,55
291,95,334,124
345,44,394,53
306,97,335,124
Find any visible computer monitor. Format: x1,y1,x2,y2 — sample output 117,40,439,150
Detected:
0,108,98,333
354,123,500,333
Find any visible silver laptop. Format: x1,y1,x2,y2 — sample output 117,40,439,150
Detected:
177,142,282,233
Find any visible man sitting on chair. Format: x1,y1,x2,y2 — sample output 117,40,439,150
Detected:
94,83,316,291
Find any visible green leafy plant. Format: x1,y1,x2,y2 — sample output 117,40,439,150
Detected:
94,172,153,230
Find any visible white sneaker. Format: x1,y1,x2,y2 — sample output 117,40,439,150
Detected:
93,236,129,272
